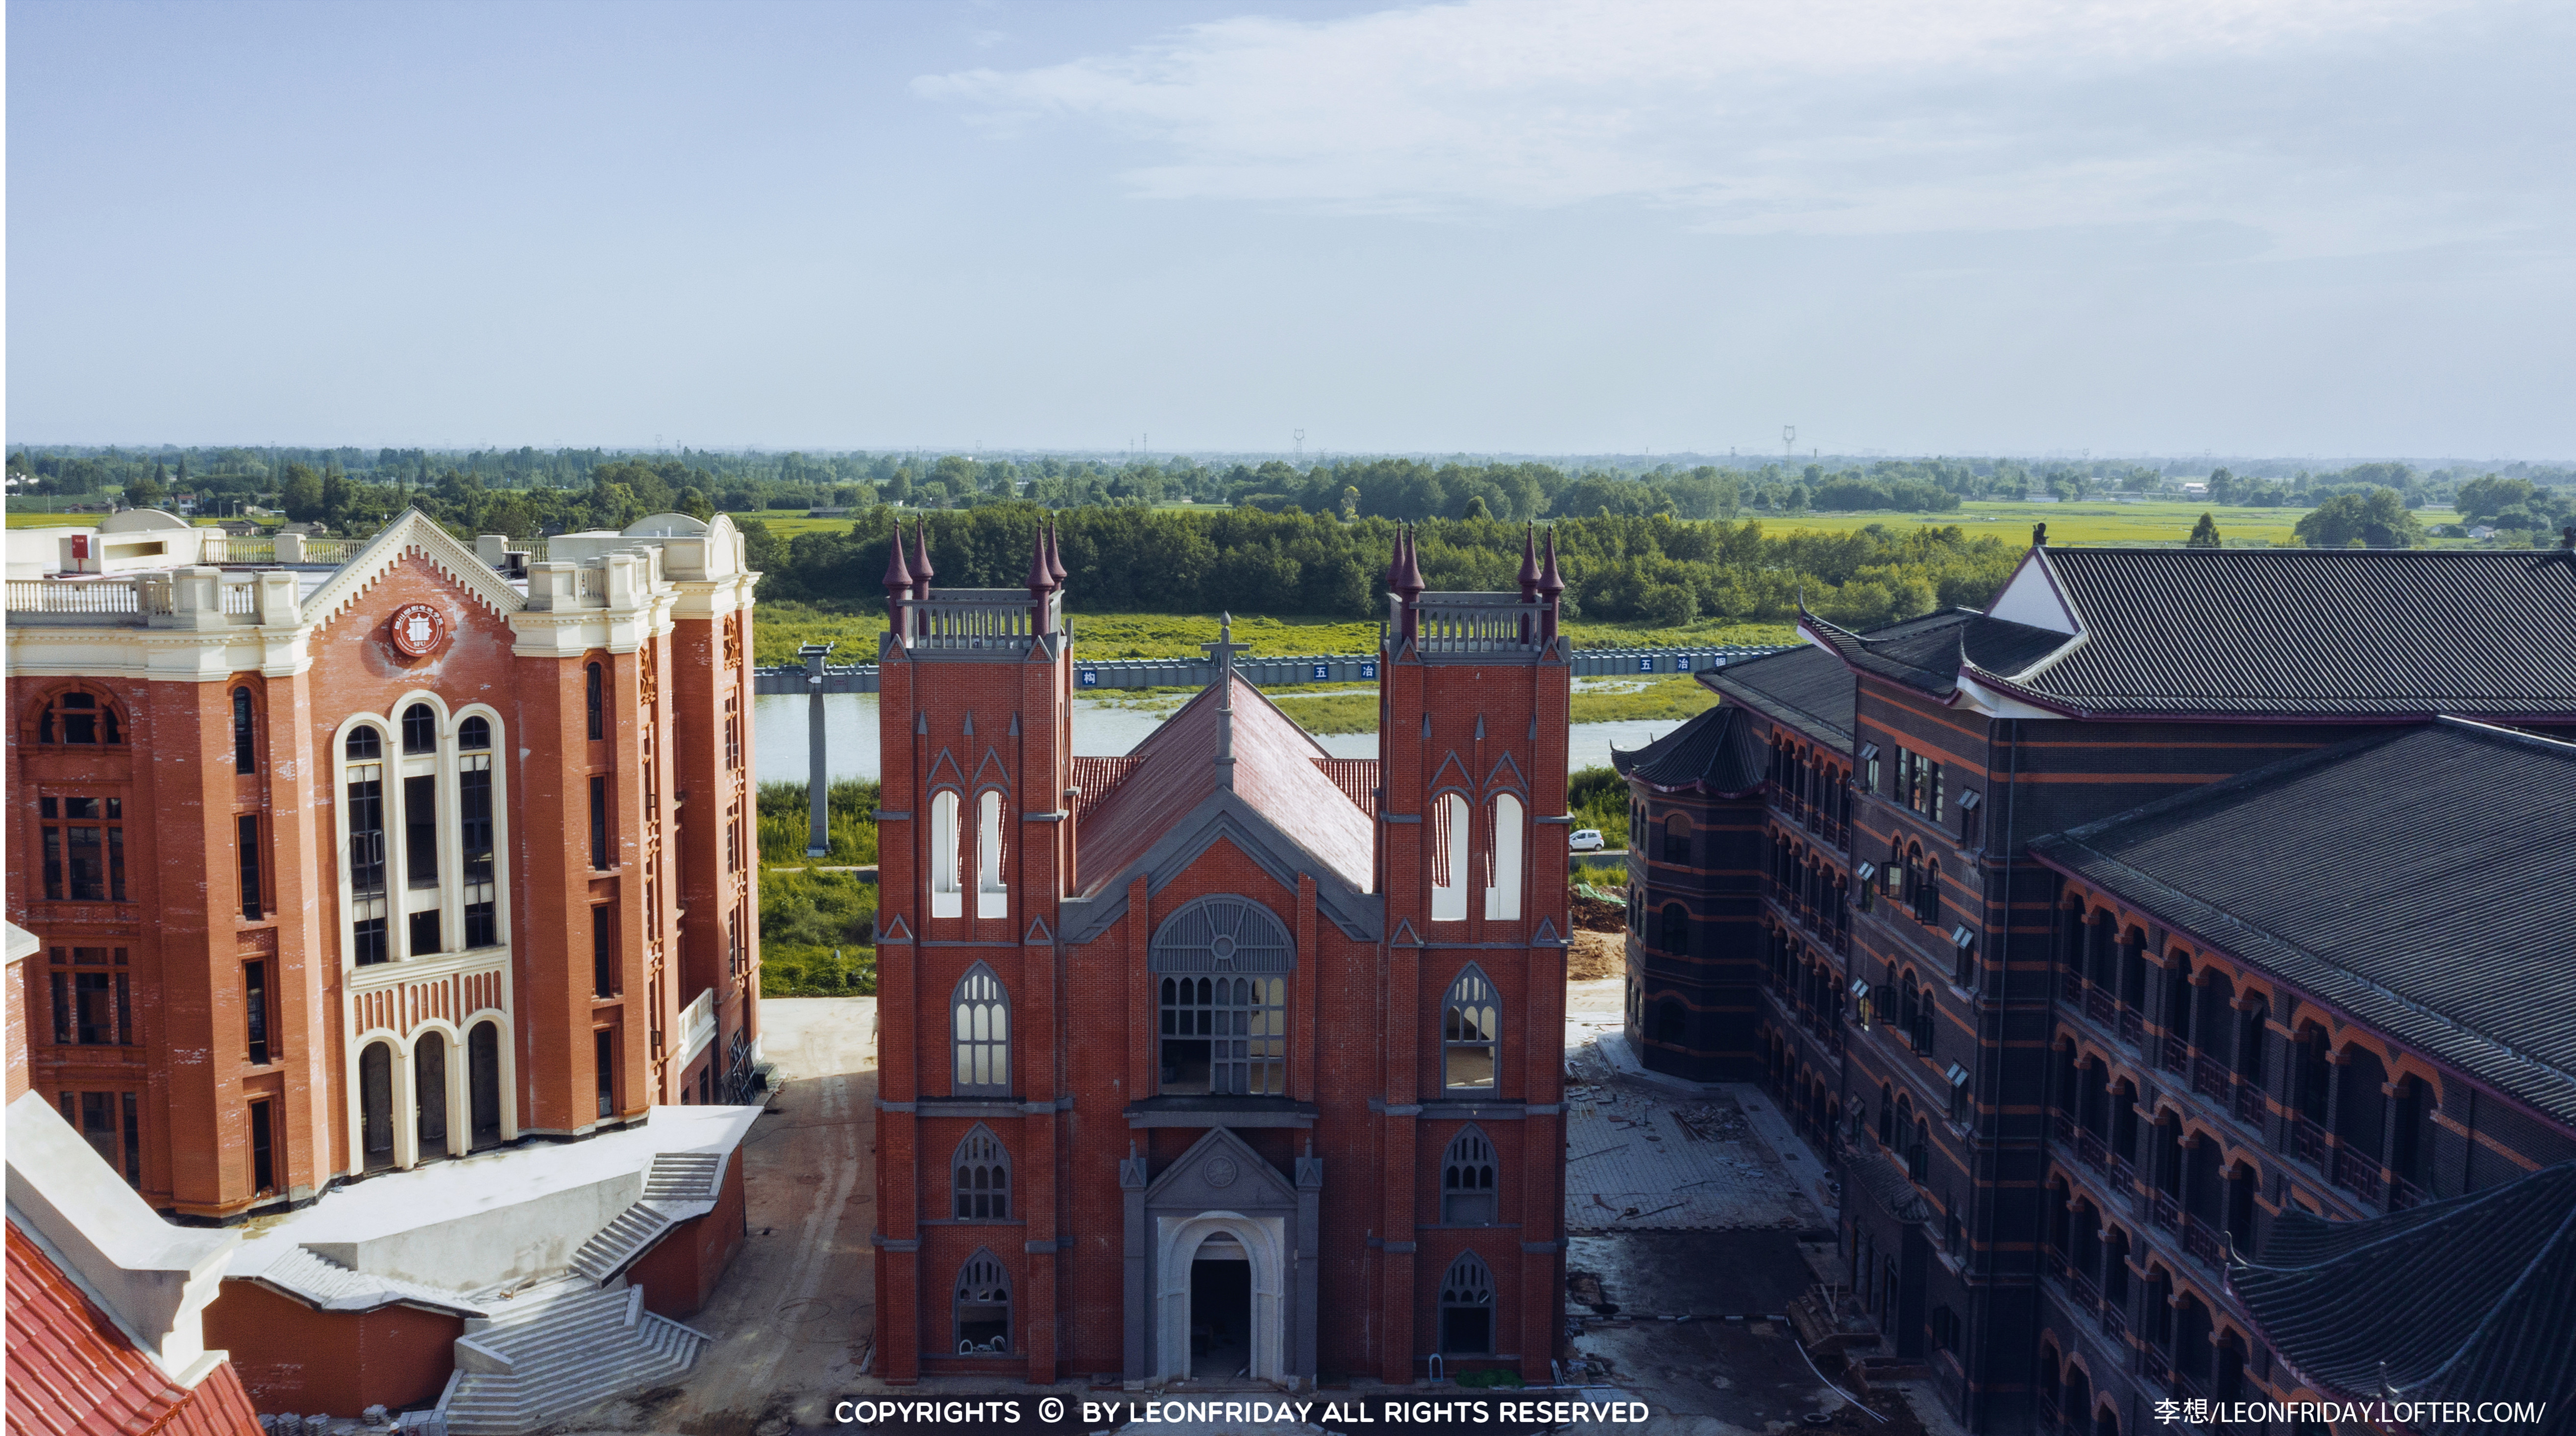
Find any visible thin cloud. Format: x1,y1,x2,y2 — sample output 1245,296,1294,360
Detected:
914,0,2542,247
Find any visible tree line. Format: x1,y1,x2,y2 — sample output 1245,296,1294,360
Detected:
745,505,2025,629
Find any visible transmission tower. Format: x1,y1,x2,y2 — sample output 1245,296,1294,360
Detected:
1294,429,1304,462
1782,426,1796,463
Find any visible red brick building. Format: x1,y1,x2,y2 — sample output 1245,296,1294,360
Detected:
871,523,1571,1387
1618,536,2576,1433
3,510,762,1219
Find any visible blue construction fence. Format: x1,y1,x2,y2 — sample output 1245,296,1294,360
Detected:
753,643,1790,696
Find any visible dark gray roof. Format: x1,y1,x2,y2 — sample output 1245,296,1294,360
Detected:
1710,610,1978,744
1961,547,2576,718
1796,608,2063,699
1609,705,1764,794
2232,1160,2576,1420
2033,719,2576,1125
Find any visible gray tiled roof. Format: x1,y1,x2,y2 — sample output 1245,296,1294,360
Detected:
2013,547,2576,716
2032,720,2576,1125
1609,705,1764,795
1710,610,1981,743
2232,1160,2576,1418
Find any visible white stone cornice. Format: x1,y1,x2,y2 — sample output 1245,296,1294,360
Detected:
302,509,528,633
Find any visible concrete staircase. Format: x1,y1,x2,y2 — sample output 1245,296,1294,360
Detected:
440,1283,708,1435
564,1151,725,1284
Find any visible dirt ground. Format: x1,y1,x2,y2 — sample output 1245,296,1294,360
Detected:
1566,929,1624,979
562,997,880,1436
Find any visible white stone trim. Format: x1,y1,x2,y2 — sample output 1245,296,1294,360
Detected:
1153,1212,1287,1384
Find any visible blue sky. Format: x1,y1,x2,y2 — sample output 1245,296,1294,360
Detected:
7,0,2571,457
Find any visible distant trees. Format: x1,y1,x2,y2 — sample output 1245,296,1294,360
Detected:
2293,488,2422,548
2186,513,2222,548
748,504,2019,629
279,464,326,521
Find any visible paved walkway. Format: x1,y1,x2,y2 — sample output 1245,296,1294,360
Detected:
564,996,880,1436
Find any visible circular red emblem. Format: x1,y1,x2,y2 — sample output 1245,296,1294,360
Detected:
388,604,447,658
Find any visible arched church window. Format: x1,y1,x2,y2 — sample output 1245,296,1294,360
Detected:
929,790,962,918
1150,898,1294,1097
1439,1252,1496,1354
1442,1127,1499,1224
1431,791,1471,922
976,789,1007,918
1483,793,1524,920
953,965,1009,1095
37,686,124,746
955,1250,1010,1354
954,1125,1010,1219
1442,967,1500,1093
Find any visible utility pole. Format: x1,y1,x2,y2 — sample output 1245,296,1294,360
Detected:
1783,426,1796,464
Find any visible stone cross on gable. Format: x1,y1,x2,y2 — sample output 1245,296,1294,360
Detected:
1202,612,1249,790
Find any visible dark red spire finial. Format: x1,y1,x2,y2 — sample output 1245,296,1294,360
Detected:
1024,522,1055,594
882,523,914,593
1047,518,1067,584
909,519,935,595
1538,525,1565,596
1517,522,1541,598
1395,524,1425,598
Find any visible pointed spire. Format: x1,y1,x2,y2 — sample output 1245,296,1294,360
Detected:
1517,522,1541,598
1394,523,1425,598
1046,518,1067,584
882,524,914,593
909,519,935,596
1537,525,1565,595
1024,522,1055,593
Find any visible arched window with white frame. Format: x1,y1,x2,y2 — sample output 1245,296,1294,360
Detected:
1483,792,1524,920
975,788,1007,918
1443,966,1500,1093
953,964,1009,1095
1430,791,1471,922
929,790,962,918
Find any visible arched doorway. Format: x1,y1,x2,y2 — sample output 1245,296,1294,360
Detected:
359,1041,396,1171
415,1031,448,1158
1189,1230,1252,1377
468,1020,503,1147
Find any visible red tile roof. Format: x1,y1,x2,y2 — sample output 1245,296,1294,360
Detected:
5,1221,263,1436
1074,676,1374,897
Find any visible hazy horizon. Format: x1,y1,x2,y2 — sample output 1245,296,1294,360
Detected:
10,0,2572,456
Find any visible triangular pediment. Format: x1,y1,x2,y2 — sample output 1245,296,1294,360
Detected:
1486,751,1527,793
879,913,914,945
972,747,1011,790
1024,914,1054,945
1143,1126,1300,1211
1054,789,1384,947
1430,751,1472,791
303,509,527,632
926,749,965,787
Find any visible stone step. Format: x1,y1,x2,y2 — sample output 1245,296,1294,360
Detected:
567,1204,675,1284
442,1288,709,1435
643,1151,723,1202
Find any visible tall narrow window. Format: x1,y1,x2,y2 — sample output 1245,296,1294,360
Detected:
1443,968,1499,1092
723,693,741,771
237,814,264,920
953,966,1010,1095
929,790,963,918
244,960,270,1065
232,687,257,773
460,719,497,947
469,1021,502,1147
976,789,1008,918
1439,1252,1496,1354
953,1125,1010,1219
415,1031,448,1156
589,776,611,869
595,1028,616,1118
585,661,604,740
249,1100,275,1194
1658,902,1688,954
1662,811,1691,865
401,702,436,755
1430,792,1471,922
404,775,438,887
38,797,126,902
592,907,618,997
955,1251,1011,1354
360,1043,395,1170
1484,793,1524,920
346,728,389,964
1441,1127,1499,1224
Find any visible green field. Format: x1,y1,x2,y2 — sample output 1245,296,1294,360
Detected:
749,599,1792,669
1745,498,2466,547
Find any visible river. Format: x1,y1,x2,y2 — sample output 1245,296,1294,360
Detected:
753,694,1687,784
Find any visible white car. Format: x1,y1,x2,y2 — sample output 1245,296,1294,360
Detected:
1569,829,1606,852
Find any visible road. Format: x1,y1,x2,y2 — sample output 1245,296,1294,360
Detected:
567,996,879,1436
